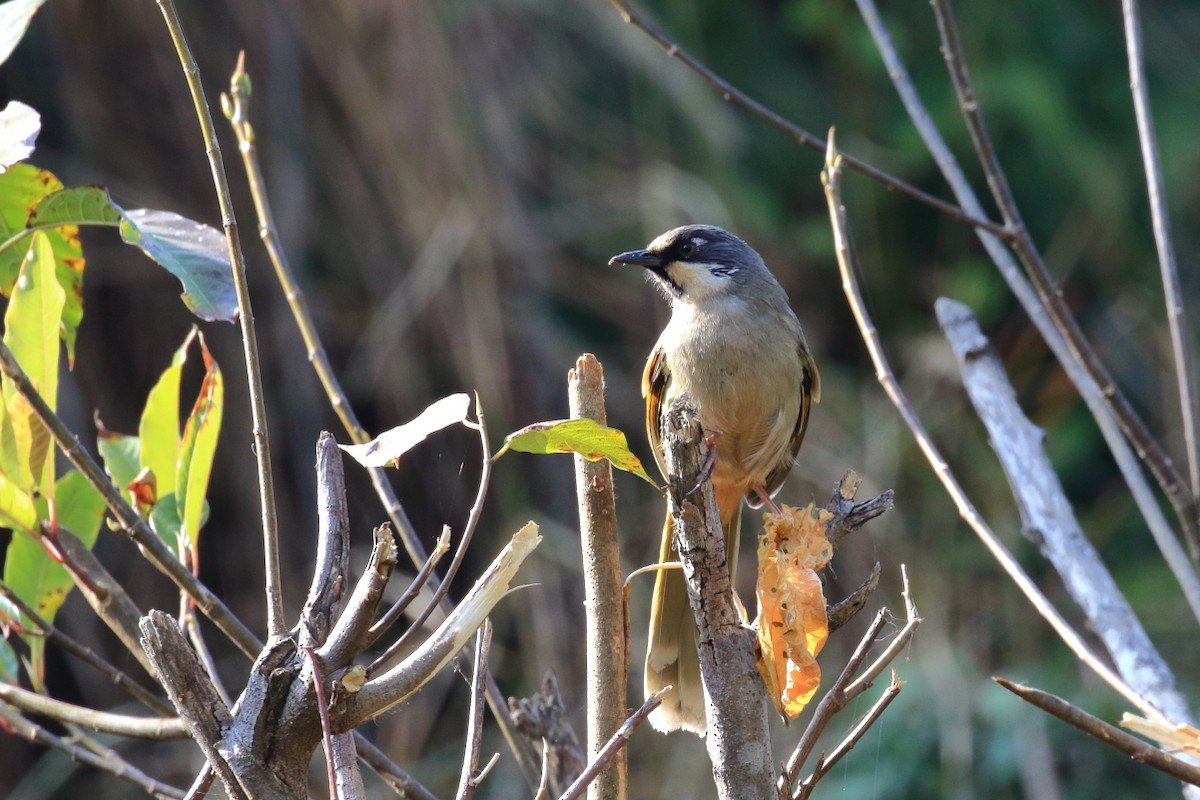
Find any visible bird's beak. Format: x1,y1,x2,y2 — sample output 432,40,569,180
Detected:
608,249,664,269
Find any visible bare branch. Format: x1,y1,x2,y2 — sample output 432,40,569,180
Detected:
337,523,540,728
154,0,284,636
661,397,774,799
556,689,665,800
368,526,449,646
322,523,398,669
0,682,186,739
1121,0,1200,502
793,673,905,800
938,297,1196,722
139,610,247,800
0,705,186,799
822,132,1169,725
996,678,1200,788
456,620,494,800
854,0,1200,571
509,672,587,796
0,341,260,658
301,432,353,650
0,582,171,714
222,54,428,571
605,0,1010,239
567,353,628,800
926,0,1200,558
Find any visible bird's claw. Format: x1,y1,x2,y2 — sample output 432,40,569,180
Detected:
688,429,720,495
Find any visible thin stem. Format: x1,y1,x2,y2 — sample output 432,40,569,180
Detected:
996,678,1200,788
556,689,664,800
1121,0,1200,502
0,582,173,715
222,54,430,571
0,706,187,799
822,134,1169,725
367,526,452,645
927,0,1200,559
793,674,905,800
456,620,494,800
155,0,284,636
855,0,1200,605
0,341,260,657
368,400,495,675
605,0,1010,240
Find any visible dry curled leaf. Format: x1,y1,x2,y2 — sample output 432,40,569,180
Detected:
754,503,832,718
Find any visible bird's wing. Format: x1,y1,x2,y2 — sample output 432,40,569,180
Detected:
760,343,821,499
642,343,670,480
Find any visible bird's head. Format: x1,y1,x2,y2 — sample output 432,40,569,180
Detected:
608,224,773,304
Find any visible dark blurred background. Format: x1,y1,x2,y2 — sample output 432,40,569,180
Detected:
3,0,1199,797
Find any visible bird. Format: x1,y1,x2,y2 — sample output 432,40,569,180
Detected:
609,224,820,734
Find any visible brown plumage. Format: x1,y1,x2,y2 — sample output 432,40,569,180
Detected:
610,224,819,734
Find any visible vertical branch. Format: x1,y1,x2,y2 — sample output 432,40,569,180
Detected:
567,354,628,800
660,398,774,800
154,0,285,636
1121,0,1200,501
222,57,428,570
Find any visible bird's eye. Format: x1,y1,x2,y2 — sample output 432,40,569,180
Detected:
679,241,698,258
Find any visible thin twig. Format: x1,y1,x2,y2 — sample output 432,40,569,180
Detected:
456,620,494,800
822,132,1169,726
368,526,452,645
0,341,260,657
605,0,1010,239
221,55,428,569
0,706,187,799
854,0,1200,593
927,0,1200,559
155,0,285,636
793,673,905,800
1121,0,1200,503
303,643,340,800
779,608,890,793
0,682,187,739
556,689,665,800
995,678,1200,788
368,399,494,675
0,582,172,714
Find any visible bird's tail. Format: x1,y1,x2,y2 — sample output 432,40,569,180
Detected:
645,502,740,734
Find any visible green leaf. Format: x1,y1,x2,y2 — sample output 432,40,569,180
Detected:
502,418,658,486
28,185,123,228
0,468,36,534
118,209,236,322
140,331,192,499
0,100,40,170
0,0,47,68
96,427,140,505
339,393,471,467
149,492,182,554
2,470,103,683
174,334,222,551
0,164,85,363
2,232,62,497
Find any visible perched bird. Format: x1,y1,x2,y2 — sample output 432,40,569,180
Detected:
609,224,820,734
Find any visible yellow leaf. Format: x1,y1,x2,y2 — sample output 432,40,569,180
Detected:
754,503,831,718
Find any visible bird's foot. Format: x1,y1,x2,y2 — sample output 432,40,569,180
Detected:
753,485,781,513
688,429,721,495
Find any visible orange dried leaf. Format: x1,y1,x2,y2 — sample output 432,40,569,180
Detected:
754,503,831,718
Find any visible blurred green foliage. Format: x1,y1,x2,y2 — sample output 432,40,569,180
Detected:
2,0,1198,796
